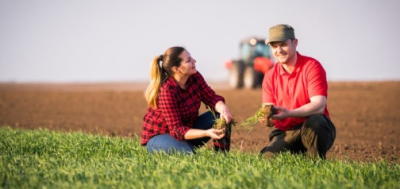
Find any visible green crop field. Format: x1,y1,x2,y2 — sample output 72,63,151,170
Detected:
1,126,399,189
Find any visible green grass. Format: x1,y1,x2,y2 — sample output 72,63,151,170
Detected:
1,126,399,189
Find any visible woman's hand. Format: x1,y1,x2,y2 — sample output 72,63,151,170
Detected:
215,101,232,123
206,128,225,139
220,106,232,123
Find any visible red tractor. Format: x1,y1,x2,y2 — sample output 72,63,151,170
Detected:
224,37,274,89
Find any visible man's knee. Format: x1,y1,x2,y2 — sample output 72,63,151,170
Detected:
260,136,292,157
260,150,276,158
260,145,279,158
301,115,336,159
303,115,335,138
304,115,326,128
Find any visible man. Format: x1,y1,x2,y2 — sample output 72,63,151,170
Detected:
260,24,336,159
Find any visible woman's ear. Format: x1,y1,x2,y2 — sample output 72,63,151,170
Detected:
172,66,179,74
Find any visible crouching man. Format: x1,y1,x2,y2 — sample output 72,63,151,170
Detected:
260,24,336,159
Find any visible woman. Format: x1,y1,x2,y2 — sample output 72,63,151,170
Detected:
141,46,232,154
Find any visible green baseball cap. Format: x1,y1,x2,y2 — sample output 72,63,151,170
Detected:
267,24,295,44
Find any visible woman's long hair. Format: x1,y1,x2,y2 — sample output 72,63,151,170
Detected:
144,46,185,108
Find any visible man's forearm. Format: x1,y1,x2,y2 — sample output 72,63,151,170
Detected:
289,96,326,117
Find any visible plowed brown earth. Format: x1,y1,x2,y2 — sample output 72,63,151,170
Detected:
1,82,399,162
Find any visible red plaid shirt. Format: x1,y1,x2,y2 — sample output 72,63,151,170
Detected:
141,72,224,145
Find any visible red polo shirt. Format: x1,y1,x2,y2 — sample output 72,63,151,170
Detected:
262,52,330,130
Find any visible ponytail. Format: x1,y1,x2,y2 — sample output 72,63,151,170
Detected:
144,47,185,109
144,55,163,109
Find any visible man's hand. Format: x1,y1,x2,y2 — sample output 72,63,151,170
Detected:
271,106,290,120
271,96,327,119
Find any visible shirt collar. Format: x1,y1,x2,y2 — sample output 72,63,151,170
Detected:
162,76,178,90
278,52,303,75
163,74,194,90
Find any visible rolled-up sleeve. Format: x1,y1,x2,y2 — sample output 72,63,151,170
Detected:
158,87,191,140
196,73,225,109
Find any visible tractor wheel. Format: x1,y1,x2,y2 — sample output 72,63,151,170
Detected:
243,66,257,89
229,62,243,89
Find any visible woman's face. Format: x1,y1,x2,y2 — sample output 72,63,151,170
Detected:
176,50,197,76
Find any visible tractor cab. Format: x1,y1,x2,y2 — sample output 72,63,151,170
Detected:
240,38,271,64
225,37,274,89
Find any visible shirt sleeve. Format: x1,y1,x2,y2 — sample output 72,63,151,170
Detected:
158,87,190,140
196,73,225,109
262,72,276,104
307,61,328,97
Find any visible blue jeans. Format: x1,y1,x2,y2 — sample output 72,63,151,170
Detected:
146,111,215,154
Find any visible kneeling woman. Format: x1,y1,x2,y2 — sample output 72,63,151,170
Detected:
141,46,232,154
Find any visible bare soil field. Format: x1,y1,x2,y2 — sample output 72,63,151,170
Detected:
0,81,399,162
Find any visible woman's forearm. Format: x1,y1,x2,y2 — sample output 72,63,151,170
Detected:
184,128,225,140
184,129,207,140
214,101,225,113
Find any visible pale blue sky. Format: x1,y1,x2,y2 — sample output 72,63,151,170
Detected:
1,0,399,82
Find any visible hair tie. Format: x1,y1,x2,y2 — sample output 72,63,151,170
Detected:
158,54,164,73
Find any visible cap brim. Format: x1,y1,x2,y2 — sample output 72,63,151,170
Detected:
267,37,290,44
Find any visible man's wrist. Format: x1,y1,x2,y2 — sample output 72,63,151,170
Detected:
287,110,295,118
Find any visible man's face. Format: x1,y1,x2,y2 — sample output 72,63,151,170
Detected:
270,39,298,64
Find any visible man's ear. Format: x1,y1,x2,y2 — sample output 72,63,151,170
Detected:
293,38,298,47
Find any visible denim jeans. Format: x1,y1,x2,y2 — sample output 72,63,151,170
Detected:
146,111,215,154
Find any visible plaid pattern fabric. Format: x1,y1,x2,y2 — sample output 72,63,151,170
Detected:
141,72,225,145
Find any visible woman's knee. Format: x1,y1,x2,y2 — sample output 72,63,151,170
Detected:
146,134,194,154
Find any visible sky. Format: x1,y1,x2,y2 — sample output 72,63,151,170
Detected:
1,0,399,82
